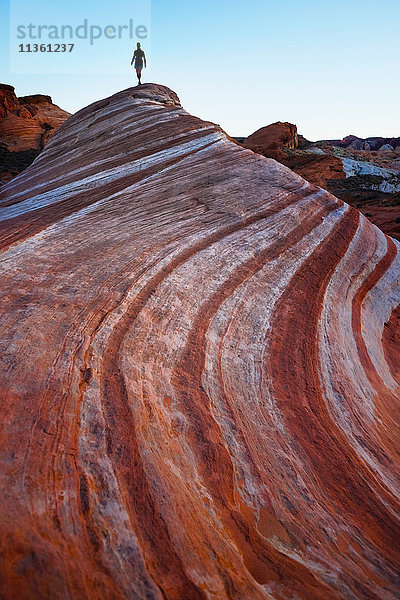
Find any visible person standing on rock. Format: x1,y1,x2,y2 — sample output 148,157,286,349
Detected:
131,43,147,85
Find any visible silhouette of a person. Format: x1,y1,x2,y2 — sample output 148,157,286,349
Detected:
131,43,147,85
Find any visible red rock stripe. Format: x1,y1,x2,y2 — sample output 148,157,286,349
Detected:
0,122,215,207
349,234,400,487
267,209,400,597
351,236,397,388
98,190,337,598
0,137,221,251
382,303,400,385
169,205,343,599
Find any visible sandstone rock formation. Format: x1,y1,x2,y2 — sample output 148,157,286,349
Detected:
0,84,70,151
243,127,345,189
327,134,400,152
0,84,20,117
0,83,70,184
243,121,298,161
0,84,399,600
243,125,400,240
282,151,346,189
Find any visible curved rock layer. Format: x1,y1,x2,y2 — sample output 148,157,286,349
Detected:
243,134,400,242
0,84,399,600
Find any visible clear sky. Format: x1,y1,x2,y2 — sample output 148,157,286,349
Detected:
1,0,399,140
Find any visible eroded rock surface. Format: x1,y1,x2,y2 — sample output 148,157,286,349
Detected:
243,121,298,161
0,84,399,600
243,125,400,240
327,134,400,152
0,83,71,184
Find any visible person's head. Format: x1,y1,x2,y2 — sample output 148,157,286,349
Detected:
137,42,141,49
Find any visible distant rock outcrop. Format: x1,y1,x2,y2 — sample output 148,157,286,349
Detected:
327,134,400,152
0,84,20,117
0,84,400,600
244,124,345,188
243,121,298,160
0,83,70,184
243,123,400,240
284,152,346,189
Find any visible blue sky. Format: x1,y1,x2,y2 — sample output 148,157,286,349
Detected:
1,0,399,140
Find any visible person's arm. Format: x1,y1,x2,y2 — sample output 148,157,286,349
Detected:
144,53,147,68
130,51,135,66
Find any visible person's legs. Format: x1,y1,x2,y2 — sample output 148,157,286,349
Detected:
136,66,142,84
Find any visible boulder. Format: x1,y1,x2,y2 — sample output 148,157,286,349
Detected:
243,121,298,161
378,143,395,153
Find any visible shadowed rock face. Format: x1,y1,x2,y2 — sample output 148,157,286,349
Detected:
0,84,71,151
0,84,71,184
283,152,346,189
0,83,399,600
